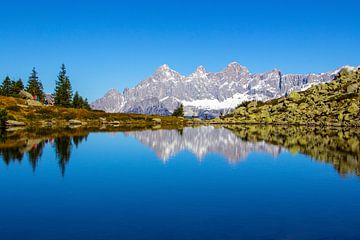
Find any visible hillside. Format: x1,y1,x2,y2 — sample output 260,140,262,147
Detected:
0,96,188,129
214,68,360,126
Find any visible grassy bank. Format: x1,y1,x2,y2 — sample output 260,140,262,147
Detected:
0,96,192,129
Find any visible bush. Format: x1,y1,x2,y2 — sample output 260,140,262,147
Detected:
0,109,8,128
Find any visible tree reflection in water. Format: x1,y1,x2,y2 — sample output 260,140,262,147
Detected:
0,126,359,177
0,128,89,175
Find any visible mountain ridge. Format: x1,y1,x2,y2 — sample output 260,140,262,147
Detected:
92,63,356,118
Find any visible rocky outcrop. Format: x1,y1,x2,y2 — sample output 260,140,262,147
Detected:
92,63,356,118
19,90,33,100
220,68,360,126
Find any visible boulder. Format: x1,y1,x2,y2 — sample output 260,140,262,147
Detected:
152,118,162,123
19,90,33,100
288,92,301,101
68,119,83,125
347,84,358,93
6,120,26,127
247,101,257,108
347,103,359,114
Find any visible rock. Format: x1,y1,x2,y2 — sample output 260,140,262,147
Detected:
6,120,26,127
247,101,257,108
347,103,359,114
298,103,308,110
288,92,301,101
347,84,358,93
68,119,83,125
152,118,162,123
26,100,43,106
19,90,33,100
338,113,343,121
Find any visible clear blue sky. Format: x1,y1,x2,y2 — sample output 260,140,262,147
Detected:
1,0,359,101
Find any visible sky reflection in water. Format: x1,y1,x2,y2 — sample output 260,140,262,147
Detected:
0,126,359,240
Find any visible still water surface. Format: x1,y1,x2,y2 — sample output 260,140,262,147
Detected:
0,126,359,240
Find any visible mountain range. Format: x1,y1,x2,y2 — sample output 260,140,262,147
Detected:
125,126,282,163
91,63,356,118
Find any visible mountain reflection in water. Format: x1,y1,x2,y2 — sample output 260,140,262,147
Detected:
0,126,359,176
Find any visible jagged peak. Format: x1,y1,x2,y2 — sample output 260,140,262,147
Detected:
224,62,249,73
105,88,120,96
196,65,206,73
188,65,207,78
157,64,171,72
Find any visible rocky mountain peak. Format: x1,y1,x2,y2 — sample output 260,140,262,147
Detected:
196,65,206,73
105,88,120,97
157,64,171,71
189,65,207,78
153,64,182,80
92,63,350,118
224,62,249,74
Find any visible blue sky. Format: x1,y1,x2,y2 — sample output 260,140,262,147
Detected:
1,0,359,101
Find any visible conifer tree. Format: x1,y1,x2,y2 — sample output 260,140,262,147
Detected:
72,91,81,108
14,79,24,93
0,76,13,96
72,91,91,110
26,68,44,101
54,64,73,107
172,104,184,117
83,98,90,110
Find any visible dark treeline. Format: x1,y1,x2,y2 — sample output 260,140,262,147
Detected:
0,64,90,110
0,132,88,176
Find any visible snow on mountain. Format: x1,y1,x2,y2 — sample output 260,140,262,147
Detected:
91,63,352,118
125,126,282,163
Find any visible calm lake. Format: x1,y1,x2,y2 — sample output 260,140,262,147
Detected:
0,126,359,240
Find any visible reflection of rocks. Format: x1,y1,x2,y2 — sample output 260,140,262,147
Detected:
125,126,282,163
228,125,360,176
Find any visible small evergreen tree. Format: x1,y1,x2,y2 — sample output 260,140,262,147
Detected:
14,79,24,93
83,98,90,110
26,68,44,101
172,104,184,117
54,64,73,108
72,91,81,108
72,91,90,110
0,76,14,96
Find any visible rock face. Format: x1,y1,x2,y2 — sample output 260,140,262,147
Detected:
92,63,357,118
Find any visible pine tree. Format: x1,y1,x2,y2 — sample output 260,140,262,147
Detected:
26,68,44,101
172,104,184,117
0,76,14,96
54,64,73,107
14,79,24,93
83,98,90,110
72,91,81,108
